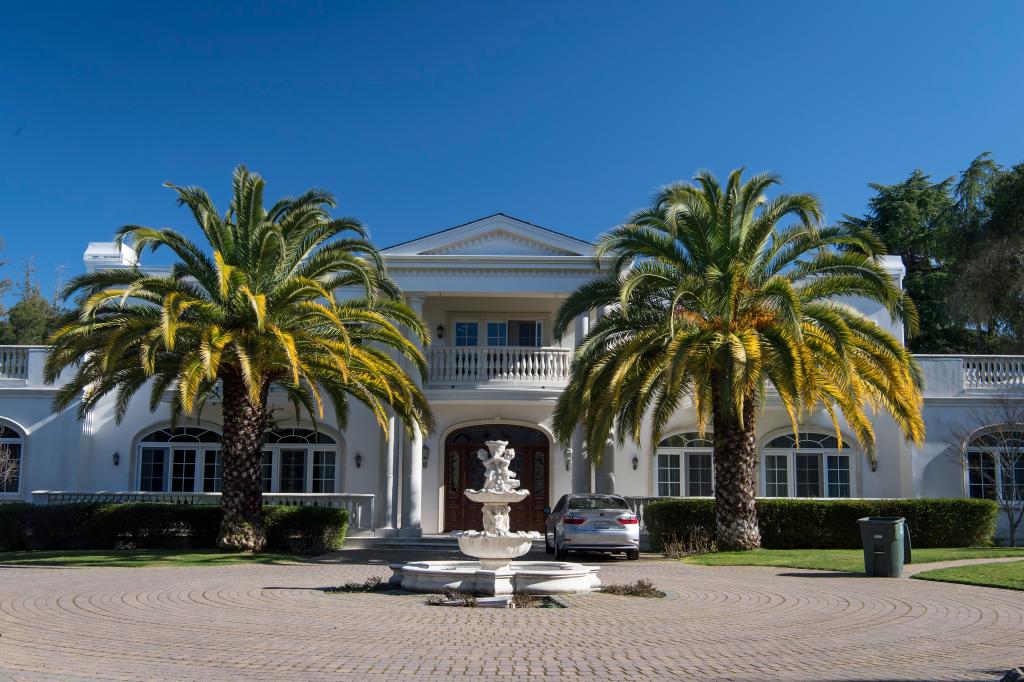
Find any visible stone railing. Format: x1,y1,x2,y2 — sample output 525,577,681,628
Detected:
961,355,1024,391
29,490,376,531
427,346,571,386
0,346,32,381
916,355,1024,395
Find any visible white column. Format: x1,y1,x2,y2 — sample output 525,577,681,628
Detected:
400,425,423,536
380,414,397,531
571,312,593,493
596,436,616,494
399,295,426,537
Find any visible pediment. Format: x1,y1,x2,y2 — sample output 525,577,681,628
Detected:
382,214,592,257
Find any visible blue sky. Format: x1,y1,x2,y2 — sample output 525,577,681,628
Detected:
2,2,1023,299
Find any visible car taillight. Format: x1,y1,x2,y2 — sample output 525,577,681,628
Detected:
617,515,639,525
563,515,585,525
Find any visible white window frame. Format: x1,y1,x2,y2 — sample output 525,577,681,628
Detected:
136,427,223,493
760,432,854,498
0,423,24,496
656,450,682,497
964,430,1024,503
486,320,508,347
655,433,714,497
137,427,341,494
453,320,479,347
444,312,550,348
260,428,342,494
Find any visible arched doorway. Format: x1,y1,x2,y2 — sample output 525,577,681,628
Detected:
443,424,549,533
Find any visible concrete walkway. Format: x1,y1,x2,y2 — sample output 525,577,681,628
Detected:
903,556,1024,576
0,548,1021,681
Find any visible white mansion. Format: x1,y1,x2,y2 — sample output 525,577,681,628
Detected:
1,214,1022,539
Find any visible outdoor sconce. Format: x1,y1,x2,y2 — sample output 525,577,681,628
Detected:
436,324,445,340
632,455,639,470
422,444,430,468
354,452,363,468
562,446,572,471
112,452,120,466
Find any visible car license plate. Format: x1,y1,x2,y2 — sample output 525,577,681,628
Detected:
595,521,610,529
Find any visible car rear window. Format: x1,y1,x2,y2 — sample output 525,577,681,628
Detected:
568,496,629,510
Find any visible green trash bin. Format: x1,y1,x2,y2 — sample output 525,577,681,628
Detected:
858,517,906,577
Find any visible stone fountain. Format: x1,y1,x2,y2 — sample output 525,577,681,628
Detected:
389,440,600,595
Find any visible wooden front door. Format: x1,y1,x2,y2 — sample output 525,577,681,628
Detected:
443,425,549,533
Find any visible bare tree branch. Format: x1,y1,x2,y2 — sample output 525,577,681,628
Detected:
949,395,1024,546
0,443,18,492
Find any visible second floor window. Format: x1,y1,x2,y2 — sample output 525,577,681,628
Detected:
451,319,544,347
455,322,478,346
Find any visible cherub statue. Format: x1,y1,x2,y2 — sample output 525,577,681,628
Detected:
477,440,520,492
481,504,511,534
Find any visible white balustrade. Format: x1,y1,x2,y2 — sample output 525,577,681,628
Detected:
0,346,30,380
961,355,1024,391
428,346,571,386
29,490,376,531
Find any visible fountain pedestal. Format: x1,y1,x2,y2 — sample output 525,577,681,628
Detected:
389,440,601,595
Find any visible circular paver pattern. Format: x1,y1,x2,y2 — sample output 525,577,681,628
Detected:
0,549,1021,681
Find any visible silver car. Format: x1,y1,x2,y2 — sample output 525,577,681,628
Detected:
544,494,640,560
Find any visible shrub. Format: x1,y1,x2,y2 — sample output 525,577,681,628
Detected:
0,503,347,554
644,498,998,550
600,579,665,598
0,503,31,551
264,506,348,554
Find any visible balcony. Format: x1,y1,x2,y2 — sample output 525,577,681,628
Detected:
0,346,52,387
916,355,1024,396
427,345,571,387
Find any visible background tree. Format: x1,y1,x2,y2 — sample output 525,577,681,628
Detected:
0,262,63,345
847,153,1024,353
840,170,964,352
46,166,432,551
553,169,925,550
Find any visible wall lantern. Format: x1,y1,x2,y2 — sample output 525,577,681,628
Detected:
422,444,431,468
112,452,120,466
436,324,445,340
562,446,572,471
354,452,363,468
631,455,639,470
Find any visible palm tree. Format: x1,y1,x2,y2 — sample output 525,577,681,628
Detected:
45,166,432,551
553,169,925,550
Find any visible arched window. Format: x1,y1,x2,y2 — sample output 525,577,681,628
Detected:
656,432,714,497
761,432,853,498
965,430,1024,501
137,427,222,493
0,423,23,494
261,428,340,494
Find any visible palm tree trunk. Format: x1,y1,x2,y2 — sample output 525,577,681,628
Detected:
712,392,761,551
218,370,270,552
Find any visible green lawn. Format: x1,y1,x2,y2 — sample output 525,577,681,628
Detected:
682,547,1024,574
912,561,1024,591
0,549,304,568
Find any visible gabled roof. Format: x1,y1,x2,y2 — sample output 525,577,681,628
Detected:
381,213,593,257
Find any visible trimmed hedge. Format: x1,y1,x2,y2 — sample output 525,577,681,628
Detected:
644,498,998,550
0,503,348,555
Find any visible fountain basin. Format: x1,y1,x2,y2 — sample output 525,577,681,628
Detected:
388,559,601,596
463,489,529,504
453,530,538,569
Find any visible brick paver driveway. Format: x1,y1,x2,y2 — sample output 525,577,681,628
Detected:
0,549,1021,681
